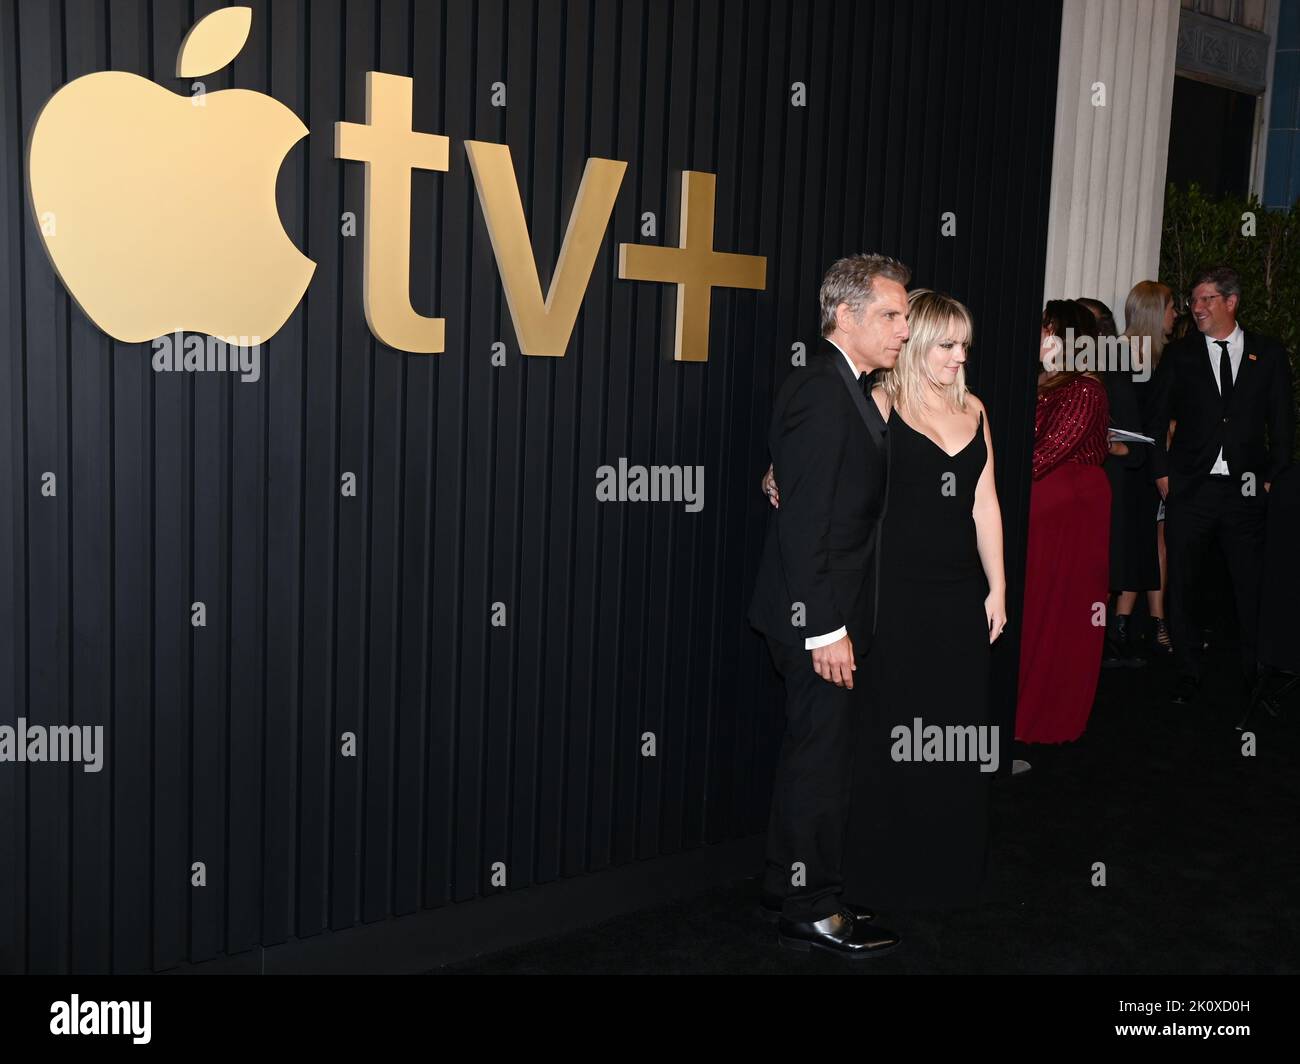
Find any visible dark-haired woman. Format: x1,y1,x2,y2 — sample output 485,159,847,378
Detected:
1015,300,1111,744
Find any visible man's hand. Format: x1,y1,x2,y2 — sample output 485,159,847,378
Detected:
1156,475,1169,500
1108,440,1129,457
762,464,780,508
811,634,855,688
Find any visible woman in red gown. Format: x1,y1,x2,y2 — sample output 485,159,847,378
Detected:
1016,300,1111,744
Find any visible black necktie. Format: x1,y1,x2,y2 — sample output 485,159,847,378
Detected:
1216,340,1233,410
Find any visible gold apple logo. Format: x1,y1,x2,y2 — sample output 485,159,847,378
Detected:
27,7,314,344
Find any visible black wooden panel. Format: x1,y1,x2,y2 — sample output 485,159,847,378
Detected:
298,0,342,941
0,0,26,978
18,0,70,975
599,0,645,878
393,0,440,920
64,0,112,976
188,0,232,967
424,0,472,911
103,0,153,979
223,0,270,960
492,0,524,891
698,0,749,845
261,0,307,949
0,0,1062,972
360,0,406,929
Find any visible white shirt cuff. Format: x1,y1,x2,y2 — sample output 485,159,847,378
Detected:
804,626,847,650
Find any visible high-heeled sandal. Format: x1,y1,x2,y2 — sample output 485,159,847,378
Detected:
1152,617,1172,654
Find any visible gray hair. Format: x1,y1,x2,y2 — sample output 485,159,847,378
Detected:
819,253,911,336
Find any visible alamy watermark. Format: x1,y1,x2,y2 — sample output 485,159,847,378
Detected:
0,719,105,773
890,717,1000,773
50,996,150,1044
151,331,262,383
595,459,703,512
1043,329,1151,382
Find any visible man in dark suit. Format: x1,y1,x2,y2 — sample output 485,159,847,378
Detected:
1145,265,1296,707
748,253,909,959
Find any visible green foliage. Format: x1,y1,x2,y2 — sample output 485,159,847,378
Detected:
1161,183,1300,456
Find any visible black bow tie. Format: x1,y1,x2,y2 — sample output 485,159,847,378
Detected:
858,369,874,396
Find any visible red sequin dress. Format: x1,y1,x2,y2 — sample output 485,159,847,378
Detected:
1015,375,1112,743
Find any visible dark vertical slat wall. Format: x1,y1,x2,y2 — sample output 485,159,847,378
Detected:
0,0,1062,973
65,0,111,975
0,0,23,974
297,0,336,942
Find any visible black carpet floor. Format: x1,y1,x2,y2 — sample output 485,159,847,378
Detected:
443,645,1300,974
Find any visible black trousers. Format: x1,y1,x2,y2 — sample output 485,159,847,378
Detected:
1165,475,1266,682
761,634,865,921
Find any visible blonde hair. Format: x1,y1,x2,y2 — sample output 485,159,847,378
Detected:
1122,280,1173,372
879,288,973,412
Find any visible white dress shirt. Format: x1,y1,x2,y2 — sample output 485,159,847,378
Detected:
1204,324,1242,475
803,337,867,650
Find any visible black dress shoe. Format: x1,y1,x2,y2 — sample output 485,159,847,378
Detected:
777,909,900,960
1171,675,1199,705
759,894,874,923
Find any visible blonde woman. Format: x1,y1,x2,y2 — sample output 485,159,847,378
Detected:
764,289,1006,909
1117,281,1177,654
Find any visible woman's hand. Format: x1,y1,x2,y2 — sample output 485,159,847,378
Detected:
985,590,1007,643
761,464,779,508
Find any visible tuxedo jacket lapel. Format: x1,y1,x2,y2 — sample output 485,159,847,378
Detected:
1192,334,1221,401
1230,330,1259,414
824,338,886,451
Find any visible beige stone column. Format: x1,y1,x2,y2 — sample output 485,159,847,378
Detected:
1042,0,1181,323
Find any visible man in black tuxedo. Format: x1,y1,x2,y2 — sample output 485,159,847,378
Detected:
1145,265,1296,706
748,253,909,959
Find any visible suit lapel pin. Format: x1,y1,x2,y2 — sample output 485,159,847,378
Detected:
1248,352,1257,360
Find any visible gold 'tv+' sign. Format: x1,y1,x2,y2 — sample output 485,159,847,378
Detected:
27,8,766,363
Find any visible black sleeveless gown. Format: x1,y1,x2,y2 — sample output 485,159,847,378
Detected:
842,406,992,910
